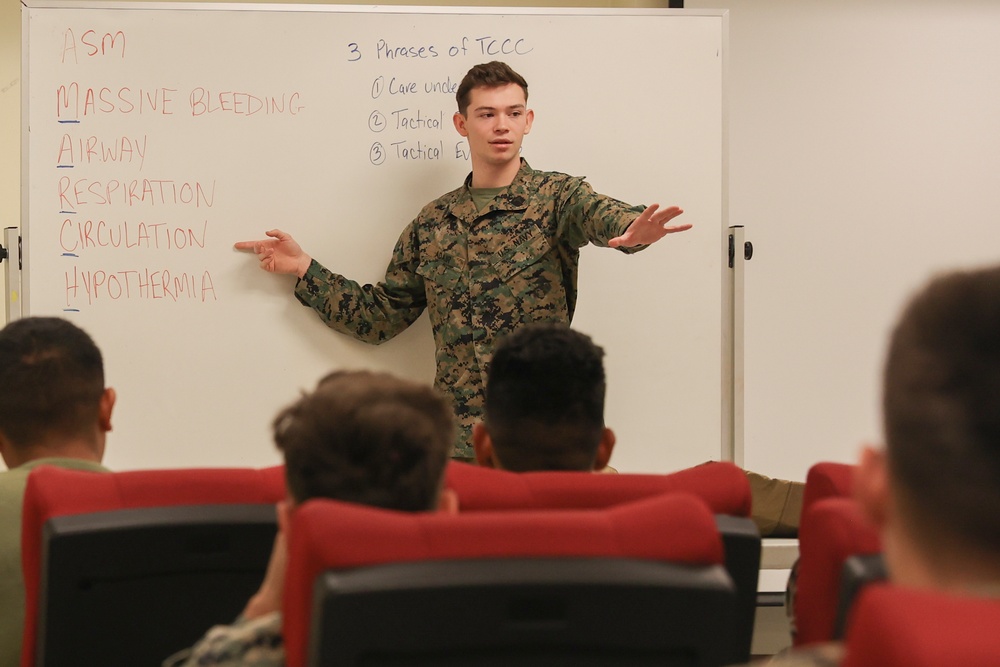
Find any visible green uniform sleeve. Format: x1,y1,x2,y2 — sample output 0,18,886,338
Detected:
555,178,647,254
293,222,427,345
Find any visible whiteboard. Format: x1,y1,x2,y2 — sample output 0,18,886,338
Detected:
22,2,730,472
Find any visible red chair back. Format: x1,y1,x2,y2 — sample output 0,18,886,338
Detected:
445,459,752,516
445,459,758,664
802,461,856,516
793,496,882,646
20,465,286,667
843,584,1000,667
283,492,725,667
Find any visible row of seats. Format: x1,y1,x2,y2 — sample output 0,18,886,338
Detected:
19,460,757,667
793,462,882,647
23,459,999,666
793,462,1000,667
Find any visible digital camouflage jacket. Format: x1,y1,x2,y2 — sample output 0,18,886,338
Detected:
295,160,645,457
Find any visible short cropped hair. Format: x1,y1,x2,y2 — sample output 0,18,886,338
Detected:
0,317,105,449
456,61,529,116
882,264,1000,556
274,370,454,511
485,324,606,472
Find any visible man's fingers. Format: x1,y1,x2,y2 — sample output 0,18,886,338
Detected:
259,251,277,270
662,223,693,234
236,229,289,251
235,237,275,252
650,206,684,224
638,203,660,223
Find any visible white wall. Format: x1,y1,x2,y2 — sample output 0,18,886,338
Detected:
690,0,1000,480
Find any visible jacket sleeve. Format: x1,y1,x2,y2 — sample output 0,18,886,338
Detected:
293,222,427,344
555,178,647,254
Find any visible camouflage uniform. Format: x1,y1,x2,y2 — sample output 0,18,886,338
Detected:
161,612,284,667
295,159,645,458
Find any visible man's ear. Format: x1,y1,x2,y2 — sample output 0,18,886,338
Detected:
593,427,616,471
276,498,294,535
472,422,498,468
98,387,116,433
437,488,459,515
0,433,16,470
523,108,534,135
453,111,469,137
855,445,890,529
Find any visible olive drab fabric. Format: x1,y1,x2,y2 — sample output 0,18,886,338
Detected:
294,160,645,457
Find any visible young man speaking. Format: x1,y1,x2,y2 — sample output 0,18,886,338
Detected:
236,61,690,458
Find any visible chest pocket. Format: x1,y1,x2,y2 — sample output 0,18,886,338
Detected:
416,255,464,288
487,229,567,321
490,228,552,282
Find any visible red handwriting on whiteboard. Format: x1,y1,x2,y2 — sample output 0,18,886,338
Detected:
61,29,126,64
58,177,216,211
60,219,207,253
56,134,148,170
188,89,304,116
56,84,178,120
64,266,218,306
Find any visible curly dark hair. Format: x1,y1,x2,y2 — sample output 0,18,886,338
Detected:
274,370,453,511
484,323,606,471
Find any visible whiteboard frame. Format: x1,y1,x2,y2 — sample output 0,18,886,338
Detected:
21,1,736,470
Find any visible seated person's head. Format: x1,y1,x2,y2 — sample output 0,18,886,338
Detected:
856,264,1000,589
161,371,459,663
474,323,614,472
0,317,114,468
275,369,455,512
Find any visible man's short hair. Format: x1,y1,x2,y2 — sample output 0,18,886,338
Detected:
485,323,606,472
882,264,1000,556
274,370,454,511
456,60,529,116
0,317,105,449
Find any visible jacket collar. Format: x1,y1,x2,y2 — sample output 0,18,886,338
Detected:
449,159,533,222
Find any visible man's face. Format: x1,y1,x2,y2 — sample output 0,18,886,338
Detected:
454,83,533,171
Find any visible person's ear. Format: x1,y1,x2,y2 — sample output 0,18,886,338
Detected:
276,497,295,535
472,423,498,468
593,427,616,471
855,445,890,529
0,433,16,469
453,111,469,137
437,488,459,515
523,108,534,135
98,387,116,433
